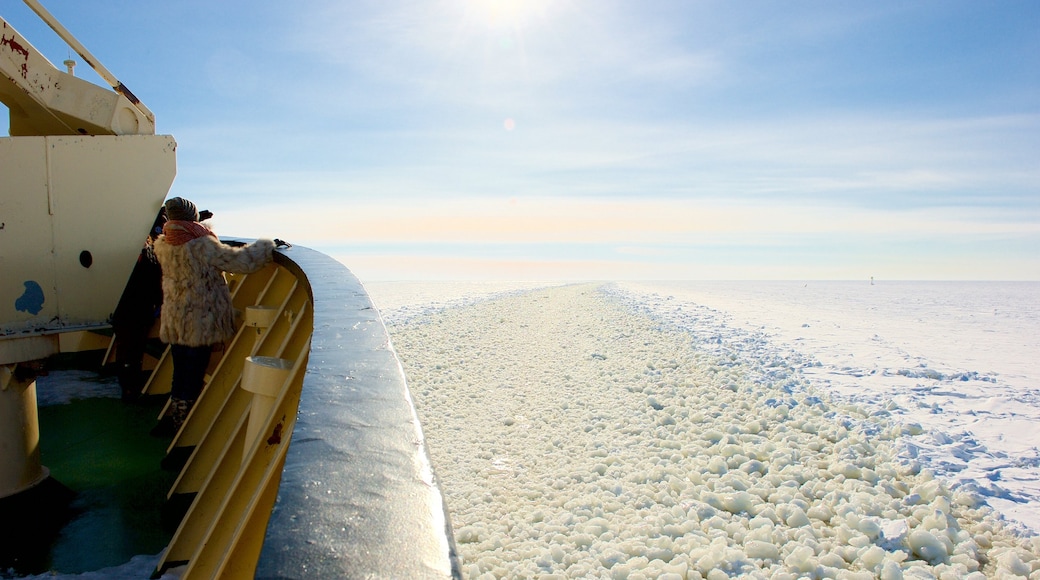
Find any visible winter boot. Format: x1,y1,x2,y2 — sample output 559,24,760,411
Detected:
170,397,193,431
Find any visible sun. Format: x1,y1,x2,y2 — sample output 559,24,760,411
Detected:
466,0,552,30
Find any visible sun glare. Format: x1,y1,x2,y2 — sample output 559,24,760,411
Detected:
467,0,551,29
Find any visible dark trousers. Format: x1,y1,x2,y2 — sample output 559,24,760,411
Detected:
115,324,150,397
170,344,212,401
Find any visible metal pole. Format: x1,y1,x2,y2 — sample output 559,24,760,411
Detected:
21,0,156,126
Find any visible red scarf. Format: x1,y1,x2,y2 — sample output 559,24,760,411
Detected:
163,220,217,246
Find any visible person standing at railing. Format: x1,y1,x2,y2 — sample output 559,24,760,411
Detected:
111,206,167,402
153,197,274,431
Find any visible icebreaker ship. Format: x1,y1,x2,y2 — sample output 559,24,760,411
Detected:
0,2,460,577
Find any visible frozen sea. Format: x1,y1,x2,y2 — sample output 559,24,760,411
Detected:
17,280,1040,579
368,280,1040,579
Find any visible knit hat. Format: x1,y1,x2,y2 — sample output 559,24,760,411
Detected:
165,197,198,222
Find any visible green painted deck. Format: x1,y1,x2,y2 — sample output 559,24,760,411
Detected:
15,391,175,576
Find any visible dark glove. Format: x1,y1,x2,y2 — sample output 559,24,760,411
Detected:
274,239,292,248
199,209,214,221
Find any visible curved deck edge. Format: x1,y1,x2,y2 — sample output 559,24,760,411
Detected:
255,244,462,579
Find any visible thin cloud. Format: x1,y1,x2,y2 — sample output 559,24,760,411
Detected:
212,196,1038,246
8,0,1034,280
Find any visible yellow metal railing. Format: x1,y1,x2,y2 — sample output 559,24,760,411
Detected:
141,259,313,579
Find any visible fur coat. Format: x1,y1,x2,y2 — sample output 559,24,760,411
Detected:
153,232,274,347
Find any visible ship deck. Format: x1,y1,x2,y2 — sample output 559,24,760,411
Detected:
4,359,175,576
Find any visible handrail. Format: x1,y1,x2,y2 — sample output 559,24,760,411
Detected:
147,241,461,578
255,244,462,579
21,0,155,125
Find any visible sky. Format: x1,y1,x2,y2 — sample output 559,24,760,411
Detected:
3,0,1038,281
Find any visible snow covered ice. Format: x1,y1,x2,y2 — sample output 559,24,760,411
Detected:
16,280,1038,579
368,281,1040,579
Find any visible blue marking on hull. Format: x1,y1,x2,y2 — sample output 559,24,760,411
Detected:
15,280,45,315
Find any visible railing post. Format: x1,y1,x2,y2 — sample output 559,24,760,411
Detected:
240,356,292,462
243,306,278,349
